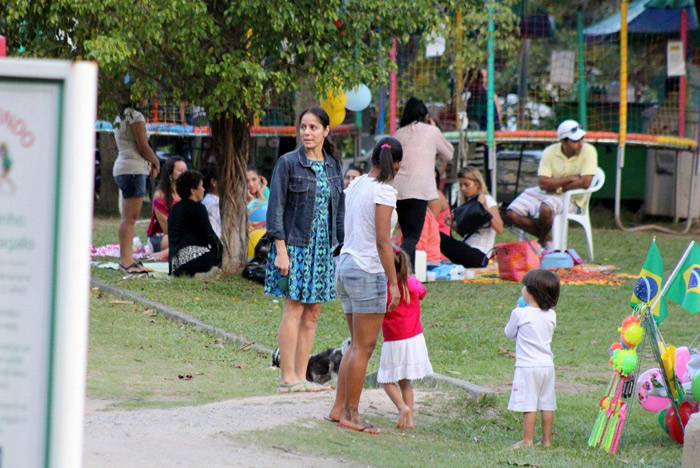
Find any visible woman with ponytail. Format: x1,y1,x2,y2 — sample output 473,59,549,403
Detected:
266,107,345,393
393,97,454,267
327,137,403,434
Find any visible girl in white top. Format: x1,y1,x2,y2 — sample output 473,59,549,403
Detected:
440,165,503,268
201,165,221,238
504,268,560,449
327,137,403,435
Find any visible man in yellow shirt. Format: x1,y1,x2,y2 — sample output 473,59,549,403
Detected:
507,120,598,247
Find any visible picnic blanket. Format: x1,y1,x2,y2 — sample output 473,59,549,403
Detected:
94,261,170,278
464,261,632,286
91,243,152,259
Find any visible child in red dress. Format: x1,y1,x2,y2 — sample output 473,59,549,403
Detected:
378,248,433,429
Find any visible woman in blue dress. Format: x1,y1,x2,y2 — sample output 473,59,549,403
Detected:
265,107,345,393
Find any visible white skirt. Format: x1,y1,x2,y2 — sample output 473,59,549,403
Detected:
377,333,433,383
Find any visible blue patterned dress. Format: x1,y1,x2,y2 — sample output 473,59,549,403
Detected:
264,161,335,303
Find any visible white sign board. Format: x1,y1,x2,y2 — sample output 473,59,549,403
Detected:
0,59,97,468
667,40,686,77
550,50,575,86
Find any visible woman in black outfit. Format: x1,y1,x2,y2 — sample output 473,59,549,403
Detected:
168,170,222,277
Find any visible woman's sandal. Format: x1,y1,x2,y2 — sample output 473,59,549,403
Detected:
338,417,381,435
278,382,307,393
119,262,149,275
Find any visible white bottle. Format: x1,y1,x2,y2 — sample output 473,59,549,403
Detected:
414,250,427,282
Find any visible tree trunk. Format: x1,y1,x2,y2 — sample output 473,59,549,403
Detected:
212,115,250,275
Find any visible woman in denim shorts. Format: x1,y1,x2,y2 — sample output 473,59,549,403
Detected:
327,137,403,435
112,104,160,274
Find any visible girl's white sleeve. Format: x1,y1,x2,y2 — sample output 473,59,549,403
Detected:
504,309,520,339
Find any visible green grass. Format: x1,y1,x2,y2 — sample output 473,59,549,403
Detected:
88,211,700,462
237,391,681,467
87,287,275,409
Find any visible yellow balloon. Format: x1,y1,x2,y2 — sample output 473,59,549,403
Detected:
321,89,347,115
328,107,346,127
248,228,266,260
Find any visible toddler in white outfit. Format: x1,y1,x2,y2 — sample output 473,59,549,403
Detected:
505,268,560,449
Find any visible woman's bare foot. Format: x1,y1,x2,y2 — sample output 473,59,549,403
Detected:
511,440,534,450
397,407,412,430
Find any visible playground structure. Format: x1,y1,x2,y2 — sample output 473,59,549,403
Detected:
95,1,700,232
389,0,699,232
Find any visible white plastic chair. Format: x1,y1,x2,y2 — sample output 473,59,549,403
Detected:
550,167,606,261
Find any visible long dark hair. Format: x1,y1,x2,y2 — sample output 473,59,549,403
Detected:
394,247,412,304
371,137,402,183
399,97,429,128
298,107,339,162
156,156,185,209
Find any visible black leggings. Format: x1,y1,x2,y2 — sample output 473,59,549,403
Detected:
439,233,489,268
396,198,429,266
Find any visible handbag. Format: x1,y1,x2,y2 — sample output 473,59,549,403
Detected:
452,197,493,237
540,251,574,269
493,240,541,282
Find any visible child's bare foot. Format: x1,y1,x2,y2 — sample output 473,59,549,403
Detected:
539,440,551,448
397,407,412,430
406,411,414,429
511,440,534,450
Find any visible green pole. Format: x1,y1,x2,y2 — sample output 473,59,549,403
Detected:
577,10,587,127
487,0,496,199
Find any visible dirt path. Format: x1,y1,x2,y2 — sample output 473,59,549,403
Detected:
83,388,433,467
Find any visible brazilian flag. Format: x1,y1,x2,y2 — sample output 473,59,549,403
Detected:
631,240,667,323
665,243,700,314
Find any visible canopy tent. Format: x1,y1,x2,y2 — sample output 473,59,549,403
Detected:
583,0,698,41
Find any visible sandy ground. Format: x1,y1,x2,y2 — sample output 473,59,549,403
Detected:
83,388,432,467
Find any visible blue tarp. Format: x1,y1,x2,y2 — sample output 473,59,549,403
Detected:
584,0,698,41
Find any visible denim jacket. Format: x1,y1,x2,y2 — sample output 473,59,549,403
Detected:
266,146,345,247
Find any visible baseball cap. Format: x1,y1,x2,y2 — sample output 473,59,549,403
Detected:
557,120,586,141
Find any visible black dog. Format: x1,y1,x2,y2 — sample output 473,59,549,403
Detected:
271,338,350,385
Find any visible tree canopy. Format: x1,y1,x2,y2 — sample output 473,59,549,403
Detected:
1,0,523,272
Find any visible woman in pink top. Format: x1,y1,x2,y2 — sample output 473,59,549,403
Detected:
147,156,187,261
393,98,454,267
377,248,433,429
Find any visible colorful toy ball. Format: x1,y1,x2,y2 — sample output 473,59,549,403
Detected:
621,323,644,347
609,342,623,357
676,346,691,383
664,401,698,444
621,314,640,330
658,408,669,433
637,368,670,412
619,350,638,375
691,370,700,403
611,349,622,367
633,276,659,303
248,204,268,223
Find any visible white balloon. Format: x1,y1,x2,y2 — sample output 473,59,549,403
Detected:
345,84,372,112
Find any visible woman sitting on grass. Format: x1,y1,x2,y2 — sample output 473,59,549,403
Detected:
147,156,187,261
168,170,222,277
